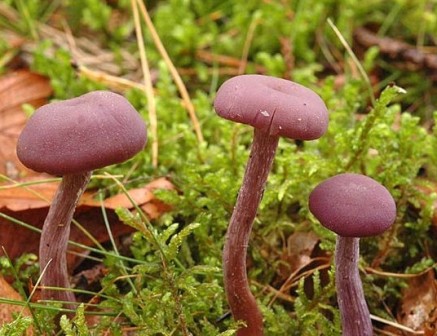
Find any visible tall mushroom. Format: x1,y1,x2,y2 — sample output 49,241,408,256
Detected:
16,90,147,309
214,75,329,335
309,173,396,336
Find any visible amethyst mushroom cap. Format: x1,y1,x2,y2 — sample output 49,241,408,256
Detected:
309,173,396,336
214,74,329,336
214,74,328,140
17,90,146,175
309,173,396,237
16,90,147,309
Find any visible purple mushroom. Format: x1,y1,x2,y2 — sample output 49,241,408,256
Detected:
214,75,329,335
16,90,147,309
309,173,396,336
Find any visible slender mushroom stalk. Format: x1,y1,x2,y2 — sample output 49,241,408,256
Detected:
309,173,396,336
223,129,279,335
39,173,91,308
335,236,372,335
214,75,329,335
17,91,147,309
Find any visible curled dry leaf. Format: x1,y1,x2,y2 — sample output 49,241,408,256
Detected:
0,275,33,335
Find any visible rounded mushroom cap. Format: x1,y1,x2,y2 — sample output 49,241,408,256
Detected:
213,75,328,140
17,90,147,175
309,173,396,237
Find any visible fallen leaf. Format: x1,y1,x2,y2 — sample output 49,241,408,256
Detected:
397,270,437,334
0,275,33,335
0,176,174,214
0,177,175,269
0,177,58,211
277,231,320,281
0,70,53,178
81,176,174,218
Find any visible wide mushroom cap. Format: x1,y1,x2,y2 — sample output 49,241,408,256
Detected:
213,74,329,140
17,90,147,175
309,173,396,237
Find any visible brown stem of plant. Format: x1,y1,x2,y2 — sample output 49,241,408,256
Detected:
335,236,373,336
223,128,279,336
39,172,91,309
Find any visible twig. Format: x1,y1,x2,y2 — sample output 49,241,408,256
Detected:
77,65,147,92
267,258,331,307
370,314,425,335
279,36,294,80
365,264,436,279
354,27,437,72
61,22,147,93
196,49,266,74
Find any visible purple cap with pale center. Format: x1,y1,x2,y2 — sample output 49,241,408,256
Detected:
309,173,396,237
213,75,329,140
17,90,147,175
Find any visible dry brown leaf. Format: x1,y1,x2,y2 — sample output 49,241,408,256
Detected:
0,275,33,335
0,177,175,268
81,176,174,214
0,176,174,213
0,177,58,211
397,270,437,334
277,231,320,280
0,70,53,178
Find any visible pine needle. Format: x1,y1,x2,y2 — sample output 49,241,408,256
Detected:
131,0,159,167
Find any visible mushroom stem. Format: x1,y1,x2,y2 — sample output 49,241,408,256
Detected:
223,128,279,336
39,171,91,309
335,236,373,336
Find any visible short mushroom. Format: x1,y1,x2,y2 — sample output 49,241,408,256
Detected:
308,173,396,336
16,90,147,309
214,74,328,335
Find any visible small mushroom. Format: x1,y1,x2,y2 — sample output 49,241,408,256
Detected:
309,173,396,336
16,90,147,309
214,74,328,335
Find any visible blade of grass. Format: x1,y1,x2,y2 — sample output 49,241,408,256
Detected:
0,212,145,265
0,297,118,316
327,17,376,106
238,12,261,74
135,0,204,144
98,192,139,296
14,0,37,39
103,172,170,267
